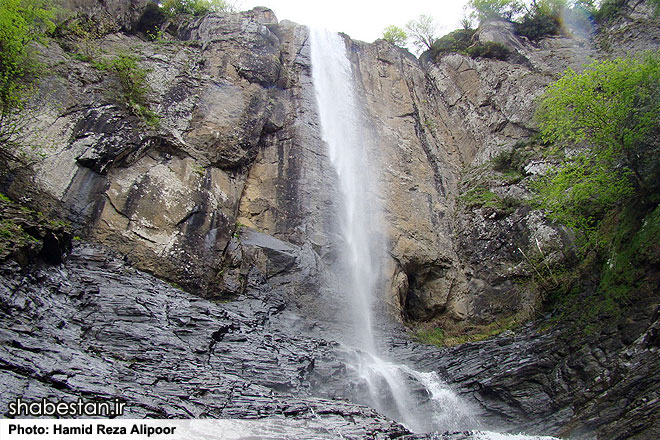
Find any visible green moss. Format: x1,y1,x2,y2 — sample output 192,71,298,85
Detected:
414,327,446,346
49,219,70,228
466,41,510,60
414,317,519,347
0,219,37,248
458,184,521,215
167,281,182,290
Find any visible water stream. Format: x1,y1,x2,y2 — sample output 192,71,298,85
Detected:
310,27,474,433
309,27,557,439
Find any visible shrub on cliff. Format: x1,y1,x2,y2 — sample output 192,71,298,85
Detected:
382,25,407,47
429,29,476,58
534,51,660,248
0,0,55,157
466,41,510,59
93,54,159,128
430,30,509,61
405,14,439,52
467,0,525,21
160,0,233,17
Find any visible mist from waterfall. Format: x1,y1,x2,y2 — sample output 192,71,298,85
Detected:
310,27,476,433
309,28,378,354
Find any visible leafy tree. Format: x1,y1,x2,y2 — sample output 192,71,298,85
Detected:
430,29,476,58
467,0,525,22
0,0,55,154
382,25,407,47
514,0,567,40
160,0,234,17
535,51,660,247
405,14,438,53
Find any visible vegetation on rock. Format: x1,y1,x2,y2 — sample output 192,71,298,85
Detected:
160,0,234,17
92,54,160,128
0,193,72,266
0,0,55,160
523,50,660,339
415,316,519,346
428,29,476,57
405,14,438,52
381,25,407,47
534,51,660,249
429,29,510,60
467,0,525,21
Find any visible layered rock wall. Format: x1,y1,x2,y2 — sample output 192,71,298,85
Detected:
7,0,660,330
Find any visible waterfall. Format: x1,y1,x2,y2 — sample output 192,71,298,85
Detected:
309,27,474,433
309,28,378,354
309,28,557,440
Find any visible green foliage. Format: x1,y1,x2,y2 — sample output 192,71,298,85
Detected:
414,327,446,346
545,204,660,334
429,29,476,58
160,0,233,17
405,14,438,53
491,142,534,174
467,0,525,21
592,0,626,22
514,6,561,40
533,154,635,246
414,317,518,347
0,0,55,151
537,51,660,190
54,13,118,57
466,41,510,59
429,29,508,60
459,183,521,215
534,52,660,247
0,194,71,260
94,54,160,128
109,55,148,105
651,0,660,15
382,25,407,47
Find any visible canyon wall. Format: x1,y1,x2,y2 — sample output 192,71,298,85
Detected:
2,0,659,437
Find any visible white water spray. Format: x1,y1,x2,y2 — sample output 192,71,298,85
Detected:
309,27,558,439
310,27,471,432
310,28,379,354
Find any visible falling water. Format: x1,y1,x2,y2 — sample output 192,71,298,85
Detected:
309,28,558,439
310,27,474,432
309,28,379,354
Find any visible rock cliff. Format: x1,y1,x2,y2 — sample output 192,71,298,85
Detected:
1,0,659,438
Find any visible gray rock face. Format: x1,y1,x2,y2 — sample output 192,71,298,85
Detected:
2,1,660,439
3,242,657,439
405,305,660,440
0,243,408,438
14,0,658,325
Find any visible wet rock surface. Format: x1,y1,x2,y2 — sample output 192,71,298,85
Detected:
2,2,660,439
7,243,657,439
0,243,409,438
402,313,660,440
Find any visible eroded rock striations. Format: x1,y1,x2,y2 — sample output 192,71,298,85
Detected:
1,0,659,438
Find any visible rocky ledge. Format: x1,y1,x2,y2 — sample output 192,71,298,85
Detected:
0,243,411,438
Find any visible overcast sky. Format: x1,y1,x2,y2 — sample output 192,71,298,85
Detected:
238,0,470,45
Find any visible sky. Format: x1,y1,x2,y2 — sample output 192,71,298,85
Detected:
237,0,471,45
